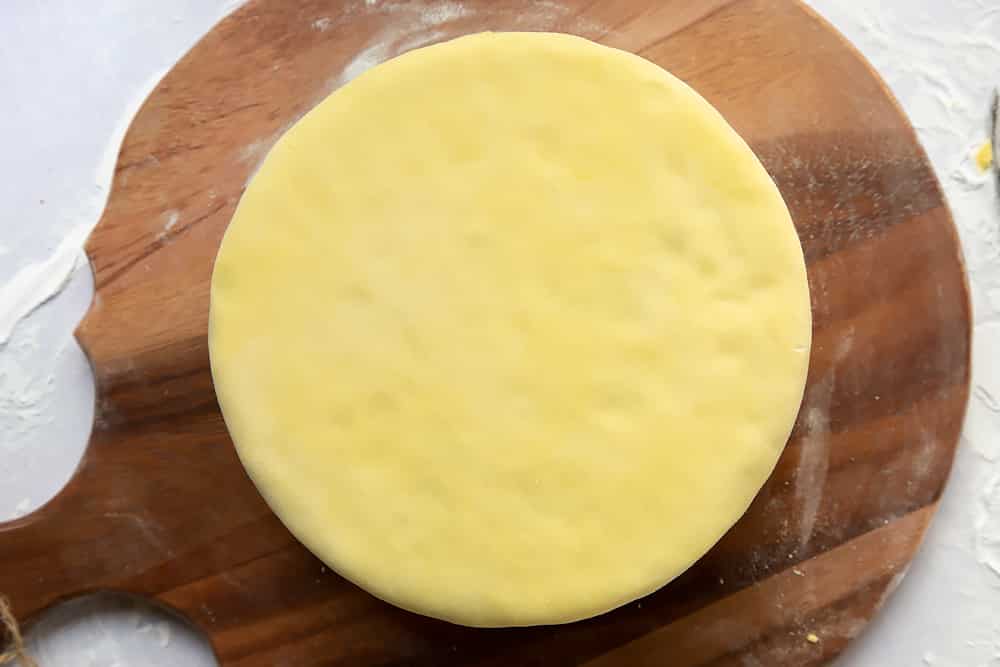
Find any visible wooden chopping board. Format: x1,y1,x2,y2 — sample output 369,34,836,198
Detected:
0,0,971,665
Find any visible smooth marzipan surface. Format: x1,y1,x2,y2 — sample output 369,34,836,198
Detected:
209,32,812,627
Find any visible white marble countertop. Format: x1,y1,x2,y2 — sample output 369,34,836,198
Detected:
1,1,998,665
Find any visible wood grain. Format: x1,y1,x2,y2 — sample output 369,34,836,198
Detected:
0,0,970,665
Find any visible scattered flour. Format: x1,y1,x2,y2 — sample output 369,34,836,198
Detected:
6,497,31,521
25,593,214,666
0,323,57,443
330,0,606,90
155,621,172,648
157,210,181,242
794,405,830,549
163,210,179,233
0,224,90,347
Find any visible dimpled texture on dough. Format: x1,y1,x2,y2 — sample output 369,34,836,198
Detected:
209,32,812,628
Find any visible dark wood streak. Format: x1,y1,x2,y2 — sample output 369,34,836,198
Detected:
0,0,969,665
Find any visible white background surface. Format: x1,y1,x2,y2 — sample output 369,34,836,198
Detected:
1,1,999,665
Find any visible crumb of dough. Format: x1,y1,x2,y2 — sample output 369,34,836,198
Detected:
975,140,993,172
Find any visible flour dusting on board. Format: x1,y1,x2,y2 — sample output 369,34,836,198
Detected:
794,405,830,549
328,0,607,90
329,2,472,89
792,331,852,549
156,210,180,242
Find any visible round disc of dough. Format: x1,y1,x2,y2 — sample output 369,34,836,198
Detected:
209,32,811,628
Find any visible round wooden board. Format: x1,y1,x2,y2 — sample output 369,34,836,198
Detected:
0,0,970,665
